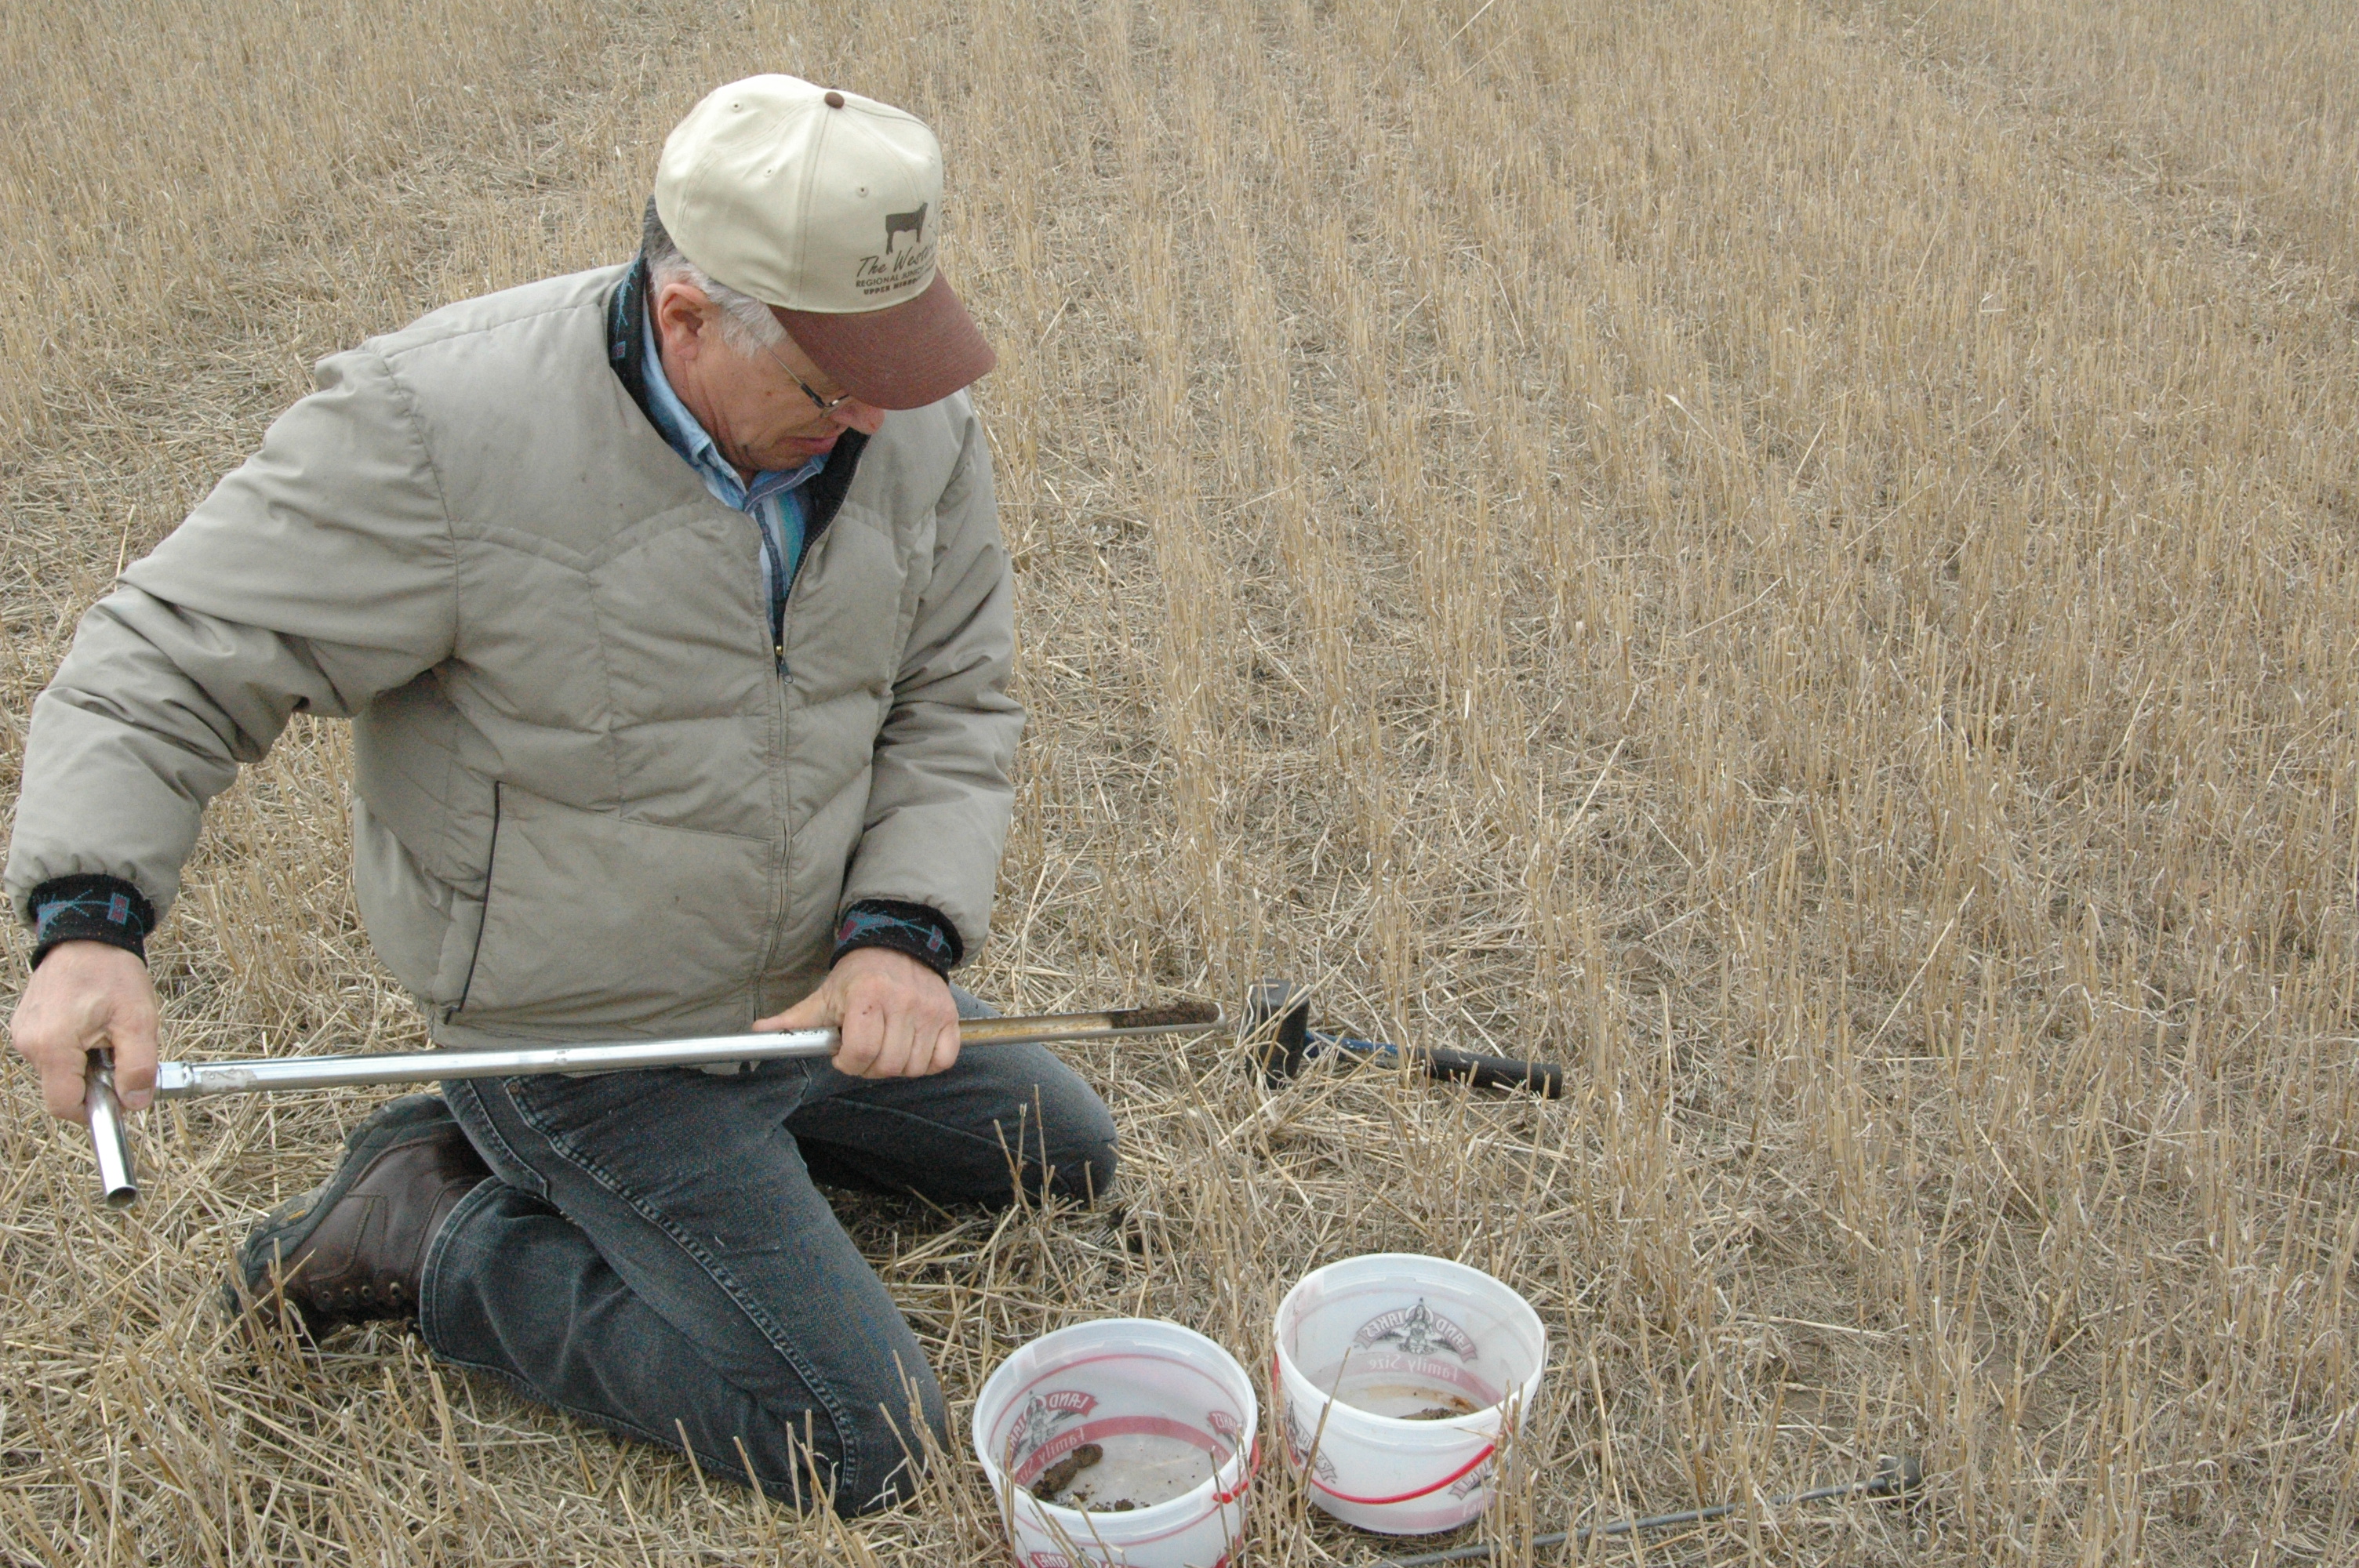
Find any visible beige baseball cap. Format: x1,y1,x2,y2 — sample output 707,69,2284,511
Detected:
655,75,994,409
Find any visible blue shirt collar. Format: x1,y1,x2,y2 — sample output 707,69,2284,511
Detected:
639,308,826,509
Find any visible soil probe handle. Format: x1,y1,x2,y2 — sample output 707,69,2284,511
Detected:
1244,980,1566,1098
85,1051,138,1208
1414,1044,1564,1098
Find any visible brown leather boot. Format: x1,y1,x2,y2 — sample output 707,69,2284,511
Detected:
225,1093,489,1336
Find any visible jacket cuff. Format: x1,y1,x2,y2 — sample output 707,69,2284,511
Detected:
831,898,963,978
27,874,156,970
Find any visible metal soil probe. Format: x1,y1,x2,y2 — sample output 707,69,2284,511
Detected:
81,1000,1223,1207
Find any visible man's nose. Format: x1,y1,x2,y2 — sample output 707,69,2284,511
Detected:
835,401,888,436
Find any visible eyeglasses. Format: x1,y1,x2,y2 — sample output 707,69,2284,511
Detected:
764,341,851,414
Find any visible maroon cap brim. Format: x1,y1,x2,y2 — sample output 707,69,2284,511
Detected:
775,272,996,412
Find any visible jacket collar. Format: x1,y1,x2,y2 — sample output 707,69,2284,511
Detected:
605,256,870,535
607,255,656,416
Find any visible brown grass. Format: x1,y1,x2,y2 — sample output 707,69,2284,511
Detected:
5,0,2358,1561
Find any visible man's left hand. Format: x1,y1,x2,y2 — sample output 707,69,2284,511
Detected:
758,947,961,1080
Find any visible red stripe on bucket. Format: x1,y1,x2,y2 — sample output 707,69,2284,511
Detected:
1303,1441,1496,1507
1273,1351,1497,1508
1212,1437,1262,1504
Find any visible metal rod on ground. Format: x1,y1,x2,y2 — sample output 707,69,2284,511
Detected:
1375,1454,1925,1566
81,1000,1223,1208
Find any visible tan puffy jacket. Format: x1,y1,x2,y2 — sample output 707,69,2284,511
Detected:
6,265,1021,1046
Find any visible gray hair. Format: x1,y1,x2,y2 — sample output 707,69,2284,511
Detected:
641,198,786,355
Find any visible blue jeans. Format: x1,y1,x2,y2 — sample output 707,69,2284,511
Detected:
419,989,1117,1515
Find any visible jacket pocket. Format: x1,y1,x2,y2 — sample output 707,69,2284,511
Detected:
451,782,774,1036
450,782,500,1011
351,791,485,1009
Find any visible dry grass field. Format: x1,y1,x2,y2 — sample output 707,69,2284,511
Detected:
5,0,2357,1561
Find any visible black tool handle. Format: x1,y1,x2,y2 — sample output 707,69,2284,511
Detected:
1243,980,1312,1085
1313,1030,1566,1099
1412,1044,1564,1098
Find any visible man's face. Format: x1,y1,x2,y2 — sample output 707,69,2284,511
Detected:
650,277,888,475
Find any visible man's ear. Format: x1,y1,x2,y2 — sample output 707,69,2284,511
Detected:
650,279,714,363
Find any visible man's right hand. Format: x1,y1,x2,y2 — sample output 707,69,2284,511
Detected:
8,941,160,1122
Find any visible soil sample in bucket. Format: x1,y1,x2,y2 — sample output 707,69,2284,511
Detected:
1308,1363,1501,1423
1034,1433,1216,1512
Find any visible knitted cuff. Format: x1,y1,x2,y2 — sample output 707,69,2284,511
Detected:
28,874,155,970
831,898,963,978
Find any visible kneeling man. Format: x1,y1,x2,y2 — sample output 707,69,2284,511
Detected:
6,76,1114,1515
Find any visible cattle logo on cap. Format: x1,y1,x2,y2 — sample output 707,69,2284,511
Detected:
884,202,928,253
856,203,936,297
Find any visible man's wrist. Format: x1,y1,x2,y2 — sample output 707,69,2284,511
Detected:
831,899,961,978
27,874,155,971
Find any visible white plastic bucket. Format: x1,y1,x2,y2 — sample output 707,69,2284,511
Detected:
1272,1254,1547,1534
973,1319,1259,1568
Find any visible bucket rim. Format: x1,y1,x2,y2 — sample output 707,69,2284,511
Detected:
1274,1251,1549,1374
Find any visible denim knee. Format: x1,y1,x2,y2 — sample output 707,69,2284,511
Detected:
730,1366,948,1516
1045,1131,1119,1205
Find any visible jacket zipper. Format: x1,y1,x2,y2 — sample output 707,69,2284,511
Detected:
768,491,841,675
753,519,791,1013
757,513,790,669
754,493,820,1004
